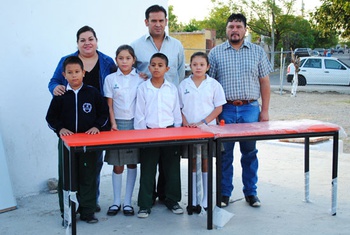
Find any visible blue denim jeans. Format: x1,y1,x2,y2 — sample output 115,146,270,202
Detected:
219,101,260,197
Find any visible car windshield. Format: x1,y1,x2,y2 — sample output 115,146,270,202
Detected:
300,59,306,66
303,58,322,68
338,59,350,68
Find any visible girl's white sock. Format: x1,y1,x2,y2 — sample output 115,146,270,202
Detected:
112,172,122,207
201,172,208,208
124,167,137,208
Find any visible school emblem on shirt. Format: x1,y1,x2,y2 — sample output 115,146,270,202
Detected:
113,84,119,89
82,103,92,113
184,89,190,95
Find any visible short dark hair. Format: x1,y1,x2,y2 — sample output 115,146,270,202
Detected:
145,5,167,19
76,25,97,42
226,13,247,27
63,56,84,72
150,53,169,67
190,52,209,65
115,44,136,60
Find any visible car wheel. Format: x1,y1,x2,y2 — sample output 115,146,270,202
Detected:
298,75,306,86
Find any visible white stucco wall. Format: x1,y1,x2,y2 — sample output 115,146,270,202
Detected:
0,0,167,198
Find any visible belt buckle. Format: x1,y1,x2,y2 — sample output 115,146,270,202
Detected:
233,100,243,106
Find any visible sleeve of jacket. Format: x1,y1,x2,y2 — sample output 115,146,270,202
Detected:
94,91,111,131
46,97,64,137
48,52,77,96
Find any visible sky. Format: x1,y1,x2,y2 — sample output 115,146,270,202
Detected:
168,0,322,23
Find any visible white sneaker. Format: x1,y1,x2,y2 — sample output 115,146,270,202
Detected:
171,203,184,214
137,209,150,218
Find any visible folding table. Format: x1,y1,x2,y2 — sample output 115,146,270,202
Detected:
61,127,215,235
209,120,340,215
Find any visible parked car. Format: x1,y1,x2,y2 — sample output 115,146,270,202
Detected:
286,57,350,86
335,48,345,54
294,48,312,57
313,48,325,56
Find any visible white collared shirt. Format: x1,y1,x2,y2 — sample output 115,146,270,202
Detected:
134,78,182,129
178,75,226,125
103,68,144,120
66,83,83,94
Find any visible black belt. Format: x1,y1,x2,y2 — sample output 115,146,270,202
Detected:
226,100,256,106
147,124,174,129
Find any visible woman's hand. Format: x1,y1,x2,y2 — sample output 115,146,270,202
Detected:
53,85,66,96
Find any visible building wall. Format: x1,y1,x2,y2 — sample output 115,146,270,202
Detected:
0,0,167,198
171,30,215,64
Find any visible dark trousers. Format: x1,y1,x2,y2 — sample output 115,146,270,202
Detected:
58,139,97,216
138,145,181,210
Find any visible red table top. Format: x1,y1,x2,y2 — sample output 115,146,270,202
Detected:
61,120,340,147
201,119,340,138
61,126,214,147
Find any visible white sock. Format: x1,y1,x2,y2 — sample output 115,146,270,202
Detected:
124,168,137,208
112,172,122,207
201,172,208,208
192,172,197,206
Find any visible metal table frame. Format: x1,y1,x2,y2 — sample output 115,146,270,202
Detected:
61,128,215,234
215,130,339,215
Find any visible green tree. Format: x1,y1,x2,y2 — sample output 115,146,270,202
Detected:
168,5,183,32
200,0,242,40
312,0,350,38
183,19,202,32
311,26,339,48
277,15,315,50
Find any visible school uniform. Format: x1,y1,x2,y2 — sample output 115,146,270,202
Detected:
134,79,182,211
103,68,144,165
46,83,110,217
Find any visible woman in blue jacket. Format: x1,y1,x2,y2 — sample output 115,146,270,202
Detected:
48,26,116,223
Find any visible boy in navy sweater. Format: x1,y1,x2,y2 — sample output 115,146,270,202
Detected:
46,56,110,224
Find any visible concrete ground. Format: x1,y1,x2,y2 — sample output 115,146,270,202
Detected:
1,140,350,235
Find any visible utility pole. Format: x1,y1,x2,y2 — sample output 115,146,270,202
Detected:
271,0,275,69
301,0,305,17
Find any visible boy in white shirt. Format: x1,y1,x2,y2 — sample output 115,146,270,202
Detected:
134,53,183,218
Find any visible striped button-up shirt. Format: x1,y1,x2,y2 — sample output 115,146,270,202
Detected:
208,40,273,101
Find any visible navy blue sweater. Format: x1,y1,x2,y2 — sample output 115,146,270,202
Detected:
46,84,110,136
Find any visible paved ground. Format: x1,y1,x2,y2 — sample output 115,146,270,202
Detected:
1,141,349,235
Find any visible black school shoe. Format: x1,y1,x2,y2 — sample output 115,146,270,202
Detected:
95,204,101,212
245,195,261,207
186,205,202,214
80,213,98,224
221,196,230,207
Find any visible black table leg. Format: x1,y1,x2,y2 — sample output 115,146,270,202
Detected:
304,137,310,202
188,144,193,215
331,131,339,216
207,139,213,229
